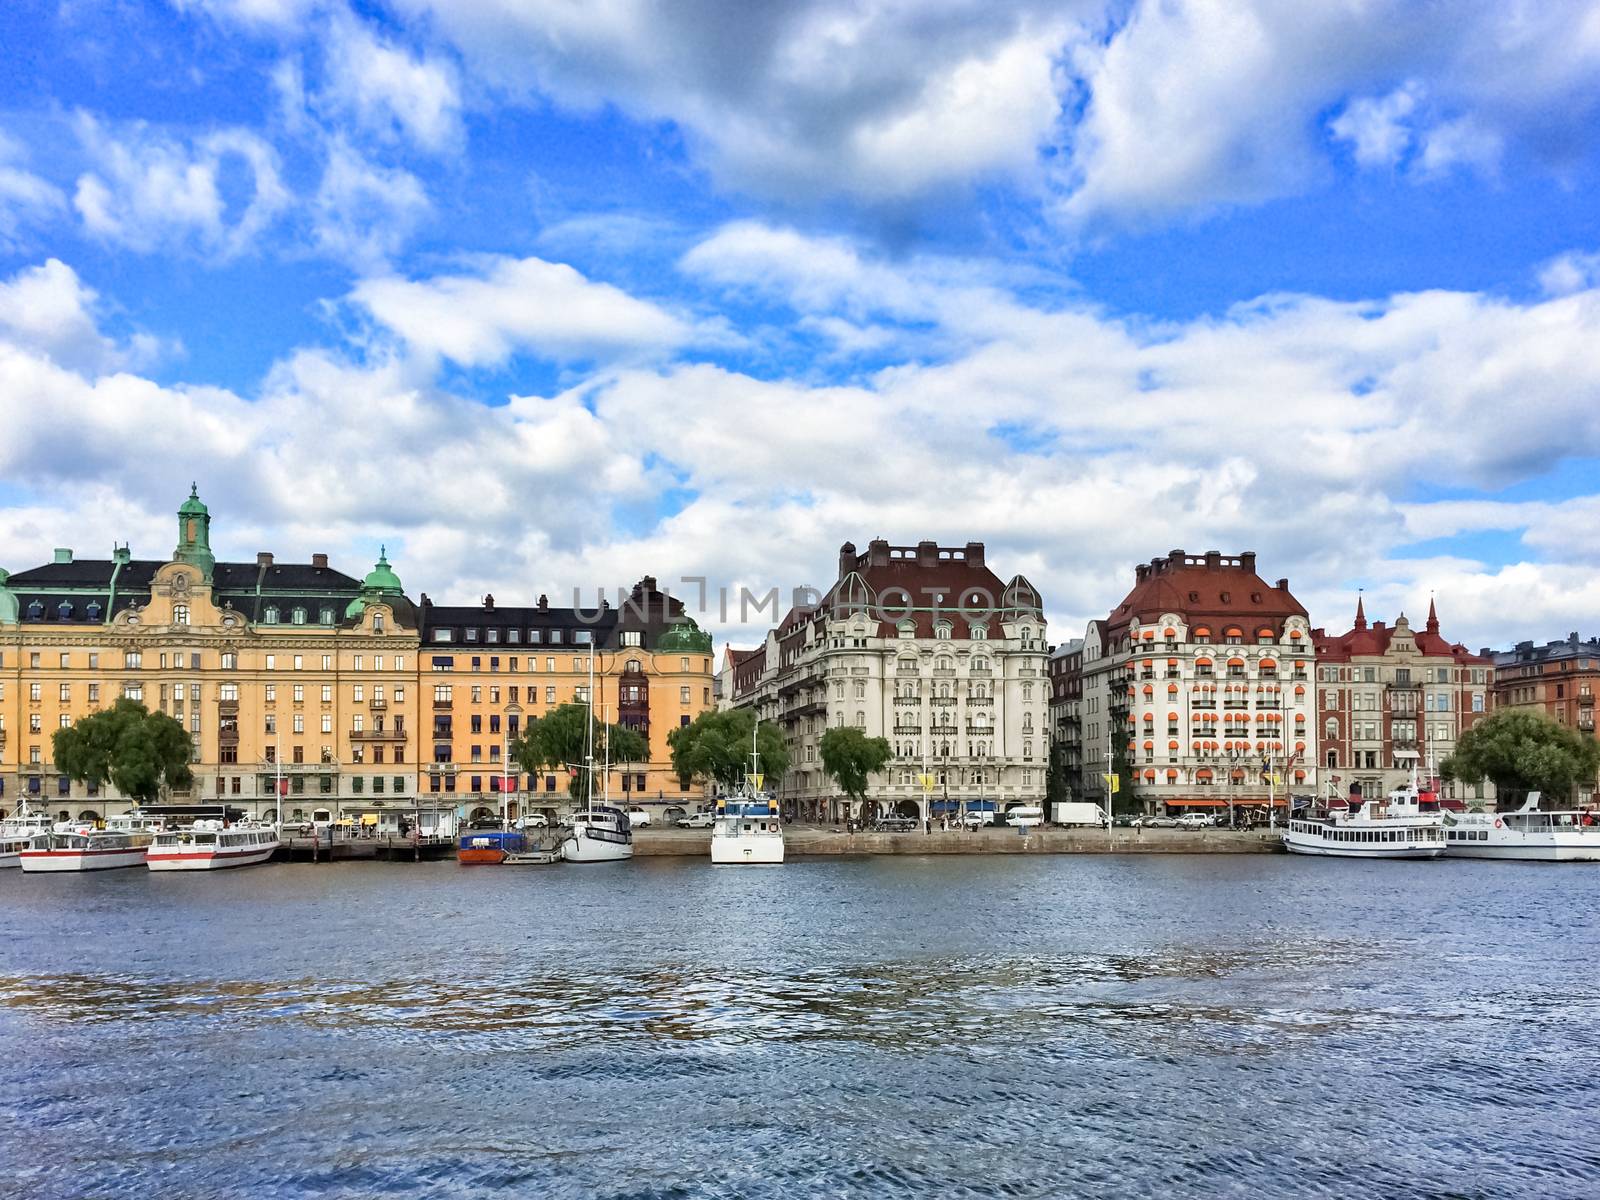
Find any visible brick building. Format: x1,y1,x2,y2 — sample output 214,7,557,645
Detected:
1487,632,1600,805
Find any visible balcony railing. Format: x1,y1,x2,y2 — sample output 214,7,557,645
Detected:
369,698,388,710
432,699,453,709
352,728,409,742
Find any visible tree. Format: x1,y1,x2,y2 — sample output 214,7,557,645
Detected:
52,699,193,806
667,708,788,793
819,726,891,822
510,703,649,802
1442,709,1600,806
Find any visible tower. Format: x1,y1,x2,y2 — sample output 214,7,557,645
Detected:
173,484,215,579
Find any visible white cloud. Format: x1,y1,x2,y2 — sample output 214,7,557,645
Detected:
350,255,698,367
1539,249,1600,297
0,130,66,249
71,116,290,259
170,0,320,31
1416,115,1503,177
1329,83,1421,168
317,12,462,152
0,259,168,374
310,140,430,268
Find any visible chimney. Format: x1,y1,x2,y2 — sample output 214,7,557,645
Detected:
641,575,657,592
1571,632,1581,646
1275,578,1289,591
484,594,495,611
113,543,130,565
964,541,984,568
256,552,274,567
838,541,857,578
1168,549,1185,569
1239,551,1256,574
311,553,328,569
1135,563,1149,583
1204,550,1222,569
868,538,891,567
53,547,73,564
916,539,937,567
420,592,431,607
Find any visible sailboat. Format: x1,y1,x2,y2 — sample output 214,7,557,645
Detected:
710,723,784,864
1,802,54,868
559,653,634,864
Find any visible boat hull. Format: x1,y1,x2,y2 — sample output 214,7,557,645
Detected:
20,847,149,872
710,834,784,864
1283,836,1445,859
147,844,278,871
560,834,633,863
1445,842,1600,862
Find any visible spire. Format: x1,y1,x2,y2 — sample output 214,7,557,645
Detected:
173,485,215,579
1426,595,1439,634
1354,591,1367,631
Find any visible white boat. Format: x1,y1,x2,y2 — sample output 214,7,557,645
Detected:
20,826,151,872
560,806,634,863
1444,793,1600,862
1284,781,1447,859
711,794,784,864
148,820,280,871
0,809,53,868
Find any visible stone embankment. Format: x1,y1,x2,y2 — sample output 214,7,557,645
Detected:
632,825,1283,856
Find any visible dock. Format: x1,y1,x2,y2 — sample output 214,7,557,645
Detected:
277,834,454,863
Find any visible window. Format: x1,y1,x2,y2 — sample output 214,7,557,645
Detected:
293,685,304,703
87,684,99,702
220,684,238,701
321,684,333,703
265,715,277,734
221,652,236,670
264,607,280,624
265,684,277,703
622,631,641,647
265,654,275,670
293,714,304,733
321,714,332,734
322,655,332,671
319,607,334,625
292,608,307,625
293,656,303,671
680,686,691,702
174,604,190,626
125,651,142,669
59,683,70,702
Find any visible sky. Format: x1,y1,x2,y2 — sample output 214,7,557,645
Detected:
2,0,1600,653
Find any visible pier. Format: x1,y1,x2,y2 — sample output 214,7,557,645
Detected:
277,833,454,863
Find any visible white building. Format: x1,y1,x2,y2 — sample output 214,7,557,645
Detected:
728,539,1050,822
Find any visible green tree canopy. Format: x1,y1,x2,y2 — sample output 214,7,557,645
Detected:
666,708,788,791
510,703,650,800
1442,709,1600,804
819,726,891,818
51,698,193,806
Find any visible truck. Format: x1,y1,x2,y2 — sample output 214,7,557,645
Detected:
1050,802,1108,828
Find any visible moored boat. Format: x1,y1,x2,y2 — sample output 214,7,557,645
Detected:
560,806,634,863
710,794,784,864
1284,780,1447,859
147,820,280,871
457,828,526,865
20,826,151,872
1444,793,1600,862
0,809,53,868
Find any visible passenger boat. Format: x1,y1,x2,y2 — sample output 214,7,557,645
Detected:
0,809,53,868
457,828,527,865
710,793,784,864
147,820,280,871
560,806,634,863
1284,780,1447,859
20,825,152,872
1444,793,1600,862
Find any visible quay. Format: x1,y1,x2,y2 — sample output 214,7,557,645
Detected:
277,833,454,863
632,825,1284,856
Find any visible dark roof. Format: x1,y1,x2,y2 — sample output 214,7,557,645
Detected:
418,577,695,652
1313,599,1489,666
1107,550,1306,631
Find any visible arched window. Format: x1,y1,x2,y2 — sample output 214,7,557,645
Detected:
320,606,335,625
86,601,101,621
372,612,385,632
934,621,952,640
855,711,866,727
57,601,74,620
939,682,950,698
936,656,952,671
971,625,988,640
291,607,307,625
1324,718,1337,739
897,620,915,639
26,600,42,619
173,603,190,626
974,658,990,672
263,606,280,624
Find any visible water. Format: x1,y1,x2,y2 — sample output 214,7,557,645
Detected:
2,856,1599,1199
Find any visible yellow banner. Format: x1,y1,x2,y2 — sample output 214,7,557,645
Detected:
1103,773,1120,794
918,773,935,792
747,773,764,791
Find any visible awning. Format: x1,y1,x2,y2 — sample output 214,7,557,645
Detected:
1394,749,1420,759
361,813,380,825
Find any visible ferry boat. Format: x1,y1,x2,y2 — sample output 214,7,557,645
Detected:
20,825,152,872
710,793,784,864
0,809,53,868
457,828,527,865
147,820,280,871
560,806,634,863
1284,781,1447,859
1444,793,1600,862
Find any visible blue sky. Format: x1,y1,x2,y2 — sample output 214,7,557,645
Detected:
3,0,1600,649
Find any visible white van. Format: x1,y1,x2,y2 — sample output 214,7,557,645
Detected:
1005,805,1045,828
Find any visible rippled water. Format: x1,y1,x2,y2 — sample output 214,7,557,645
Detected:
3,855,1599,1198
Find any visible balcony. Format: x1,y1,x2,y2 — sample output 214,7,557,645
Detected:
931,697,956,707
1580,692,1594,707
968,697,993,707
1386,679,1421,691
892,724,921,735
933,668,957,678
352,728,409,742
970,668,992,678
432,698,453,709
369,698,388,710
893,696,922,707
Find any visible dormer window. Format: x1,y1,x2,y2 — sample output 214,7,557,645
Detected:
934,621,952,640
86,601,101,621
57,601,73,620
263,606,279,624
26,600,43,619
320,607,335,625
971,625,987,640
464,628,479,642
291,607,307,625
897,621,914,639
372,613,385,632
549,630,563,645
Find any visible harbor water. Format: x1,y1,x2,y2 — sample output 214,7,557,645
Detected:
2,856,1599,1198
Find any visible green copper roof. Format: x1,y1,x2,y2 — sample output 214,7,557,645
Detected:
656,615,712,653
362,545,403,593
178,483,209,517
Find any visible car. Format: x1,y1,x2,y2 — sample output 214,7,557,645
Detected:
959,811,993,829
876,816,918,832
677,811,716,829
624,806,652,827
517,813,549,829
1111,814,1137,828
1174,813,1216,830
1133,815,1178,829
1005,806,1045,828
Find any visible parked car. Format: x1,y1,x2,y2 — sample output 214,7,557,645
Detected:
1175,813,1216,830
1005,805,1045,828
959,811,993,829
624,806,652,827
1133,815,1179,829
876,816,918,832
677,811,716,829
518,813,549,829
1111,814,1137,828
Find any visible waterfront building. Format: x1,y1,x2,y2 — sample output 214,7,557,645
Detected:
0,488,421,822
1070,550,1316,817
415,577,715,823
1313,599,1493,805
1048,639,1084,803
1485,632,1600,805
727,539,1050,823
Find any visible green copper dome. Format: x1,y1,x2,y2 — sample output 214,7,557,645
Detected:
178,482,209,517
656,616,712,653
362,545,403,593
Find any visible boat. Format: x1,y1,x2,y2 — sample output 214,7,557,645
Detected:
560,806,634,863
147,819,280,871
20,824,152,872
0,808,53,868
457,827,527,865
710,793,784,864
1443,793,1600,862
1283,780,1447,859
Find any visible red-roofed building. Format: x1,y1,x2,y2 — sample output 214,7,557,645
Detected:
728,538,1050,822
1312,598,1493,806
1073,549,1315,818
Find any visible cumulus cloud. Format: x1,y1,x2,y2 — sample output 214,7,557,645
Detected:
0,259,166,373
0,130,65,249
71,115,290,259
309,140,430,268
1329,83,1421,168
1539,249,1600,297
316,12,463,152
350,255,702,367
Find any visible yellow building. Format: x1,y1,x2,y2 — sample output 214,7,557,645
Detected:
417,577,716,823
0,491,715,824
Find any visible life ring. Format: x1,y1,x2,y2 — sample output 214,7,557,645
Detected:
1494,818,1503,829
